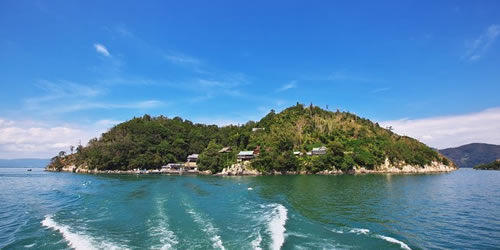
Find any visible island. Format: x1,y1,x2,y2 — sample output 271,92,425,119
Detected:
46,103,456,175
473,160,500,170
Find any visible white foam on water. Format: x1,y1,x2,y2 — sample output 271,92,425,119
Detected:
375,235,412,250
330,226,411,250
268,204,288,250
41,215,125,250
23,243,35,248
185,206,225,250
349,228,370,235
41,215,97,250
251,229,262,250
149,199,178,250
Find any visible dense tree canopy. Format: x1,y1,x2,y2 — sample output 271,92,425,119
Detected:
48,103,453,173
473,160,500,170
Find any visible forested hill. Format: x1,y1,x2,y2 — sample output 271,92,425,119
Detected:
473,160,500,170
47,103,453,173
439,143,500,168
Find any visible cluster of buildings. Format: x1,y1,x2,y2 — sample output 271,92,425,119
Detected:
161,153,199,174
160,145,329,174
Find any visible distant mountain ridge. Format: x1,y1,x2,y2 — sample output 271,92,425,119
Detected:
439,143,500,168
0,159,50,168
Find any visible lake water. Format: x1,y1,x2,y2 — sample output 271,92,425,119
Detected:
0,168,499,249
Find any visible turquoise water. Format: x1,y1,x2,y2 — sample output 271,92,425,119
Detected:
0,168,499,249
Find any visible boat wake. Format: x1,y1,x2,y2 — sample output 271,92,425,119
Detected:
250,229,262,250
148,198,178,250
375,234,412,250
332,227,411,250
184,204,225,250
41,215,125,250
266,204,288,250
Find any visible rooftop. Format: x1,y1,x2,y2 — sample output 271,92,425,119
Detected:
238,151,254,156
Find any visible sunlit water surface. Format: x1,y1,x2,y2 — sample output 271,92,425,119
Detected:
0,168,499,249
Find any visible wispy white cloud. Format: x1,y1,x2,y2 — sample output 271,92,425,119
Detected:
463,24,500,61
24,80,165,114
371,87,390,93
304,71,384,84
185,73,251,102
95,119,124,127
25,80,104,109
94,43,111,57
276,81,297,92
165,54,201,66
36,100,166,115
380,107,500,149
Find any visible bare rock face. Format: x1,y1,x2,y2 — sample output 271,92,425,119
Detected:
317,169,343,175
218,161,261,176
355,158,457,174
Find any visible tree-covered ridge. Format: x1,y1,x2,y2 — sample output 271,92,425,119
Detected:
473,160,500,170
48,103,453,173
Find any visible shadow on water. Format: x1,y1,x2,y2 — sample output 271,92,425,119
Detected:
252,174,450,227
127,188,148,200
182,181,210,196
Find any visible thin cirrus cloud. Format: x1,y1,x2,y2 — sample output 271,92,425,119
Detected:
380,107,500,149
94,43,111,57
24,80,165,114
24,80,104,110
276,81,297,93
165,54,201,66
34,100,166,115
463,24,500,61
371,87,391,93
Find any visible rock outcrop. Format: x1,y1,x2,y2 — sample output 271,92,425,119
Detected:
216,161,261,176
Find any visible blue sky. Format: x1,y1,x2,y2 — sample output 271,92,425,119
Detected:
1,0,499,158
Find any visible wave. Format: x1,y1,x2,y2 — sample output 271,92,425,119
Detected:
375,235,412,250
267,204,288,250
41,215,97,250
332,227,411,250
41,215,125,250
148,199,178,250
251,229,262,250
349,228,370,235
185,205,225,250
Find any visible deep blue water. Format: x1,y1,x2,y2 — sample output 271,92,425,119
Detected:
0,168,499,249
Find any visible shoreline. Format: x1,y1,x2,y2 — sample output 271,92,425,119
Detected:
45,166,457,176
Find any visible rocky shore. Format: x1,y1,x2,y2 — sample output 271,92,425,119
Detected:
48,158,456,176
215,158,456,176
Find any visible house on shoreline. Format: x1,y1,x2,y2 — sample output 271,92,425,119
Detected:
161,163,184,173
185,154,199,171
237,151,255,162
160,153,199,174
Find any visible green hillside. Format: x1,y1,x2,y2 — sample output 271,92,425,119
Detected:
473,160,500,170
439,143,500,168
47,103,452,173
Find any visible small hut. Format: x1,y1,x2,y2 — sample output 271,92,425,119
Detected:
237,151,255,162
